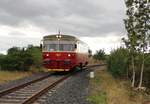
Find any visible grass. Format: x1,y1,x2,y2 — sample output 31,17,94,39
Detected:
87,66,107,104
88,91,107,104
0,70,32,84
29,66,46,72
88,66,150,104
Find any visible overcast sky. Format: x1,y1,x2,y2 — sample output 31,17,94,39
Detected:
0,0,126,54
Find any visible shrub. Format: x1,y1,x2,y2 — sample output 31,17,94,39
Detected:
0,54,6,70
93,49,106,61
107,47,129,78
143,53,150,88
26,46,42,68
0,47,35,71
1,49,33,71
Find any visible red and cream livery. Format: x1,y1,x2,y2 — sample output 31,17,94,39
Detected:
42,34,89,71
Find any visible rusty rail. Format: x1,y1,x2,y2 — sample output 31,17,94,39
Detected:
0,64,106,104
0,73,52,97
22,75,69,104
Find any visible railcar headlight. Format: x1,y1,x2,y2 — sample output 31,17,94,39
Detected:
68,54,71,57
46,54,49,56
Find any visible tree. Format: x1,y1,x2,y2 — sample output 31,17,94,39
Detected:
123,0,139,87
26,46,42,68
0,54,6,70
93,49,105,61
7,47,20,55
133,0,150,88
123,0,150,88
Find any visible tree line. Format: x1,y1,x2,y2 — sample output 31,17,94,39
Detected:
93,48,150,92
0,46,42,71
93,0,149,91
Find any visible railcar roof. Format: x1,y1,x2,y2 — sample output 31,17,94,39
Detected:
43,34,79,41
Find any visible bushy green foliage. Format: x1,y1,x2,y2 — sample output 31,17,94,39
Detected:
26,46,42,68
0,47,33,71
0,46,42,71
107,47,129,78
7,47,21,55
132,53,150,88
142,53,150,88
107,47,150,88
93,49,106,61
0,54,6,70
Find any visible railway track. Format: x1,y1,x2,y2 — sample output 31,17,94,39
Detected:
0,64,105,104
0,73,70,104
0,73,52,98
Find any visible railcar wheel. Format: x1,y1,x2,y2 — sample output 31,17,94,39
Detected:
84,62,88,66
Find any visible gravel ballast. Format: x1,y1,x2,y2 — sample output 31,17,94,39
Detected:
43,69,92,104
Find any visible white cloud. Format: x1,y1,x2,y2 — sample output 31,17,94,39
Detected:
80,34,125,54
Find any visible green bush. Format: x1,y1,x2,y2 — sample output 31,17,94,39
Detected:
143,53,150,88
26,46,42,68
0,54,6,70
93,49,106,61
107,47,129,78
0,46,42,71
1,48,33,71
131,53,150,88
107,47,150,89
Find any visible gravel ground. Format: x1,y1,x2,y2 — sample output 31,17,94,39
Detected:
43,69,92,104
0,72,51,91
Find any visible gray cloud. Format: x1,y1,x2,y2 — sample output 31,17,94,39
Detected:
0,0,126,37
0,0,126,53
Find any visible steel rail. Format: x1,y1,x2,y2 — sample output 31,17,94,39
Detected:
22,75,69,104
87,64,107,68
0,73,52,97
0,64,106,104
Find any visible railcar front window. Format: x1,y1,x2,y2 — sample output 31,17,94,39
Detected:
43,44,74,51
59,44,74,51
49,44,57,51
43,44,48,51
43,44,57,51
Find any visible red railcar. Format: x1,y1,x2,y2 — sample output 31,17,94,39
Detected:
42,34,89,71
